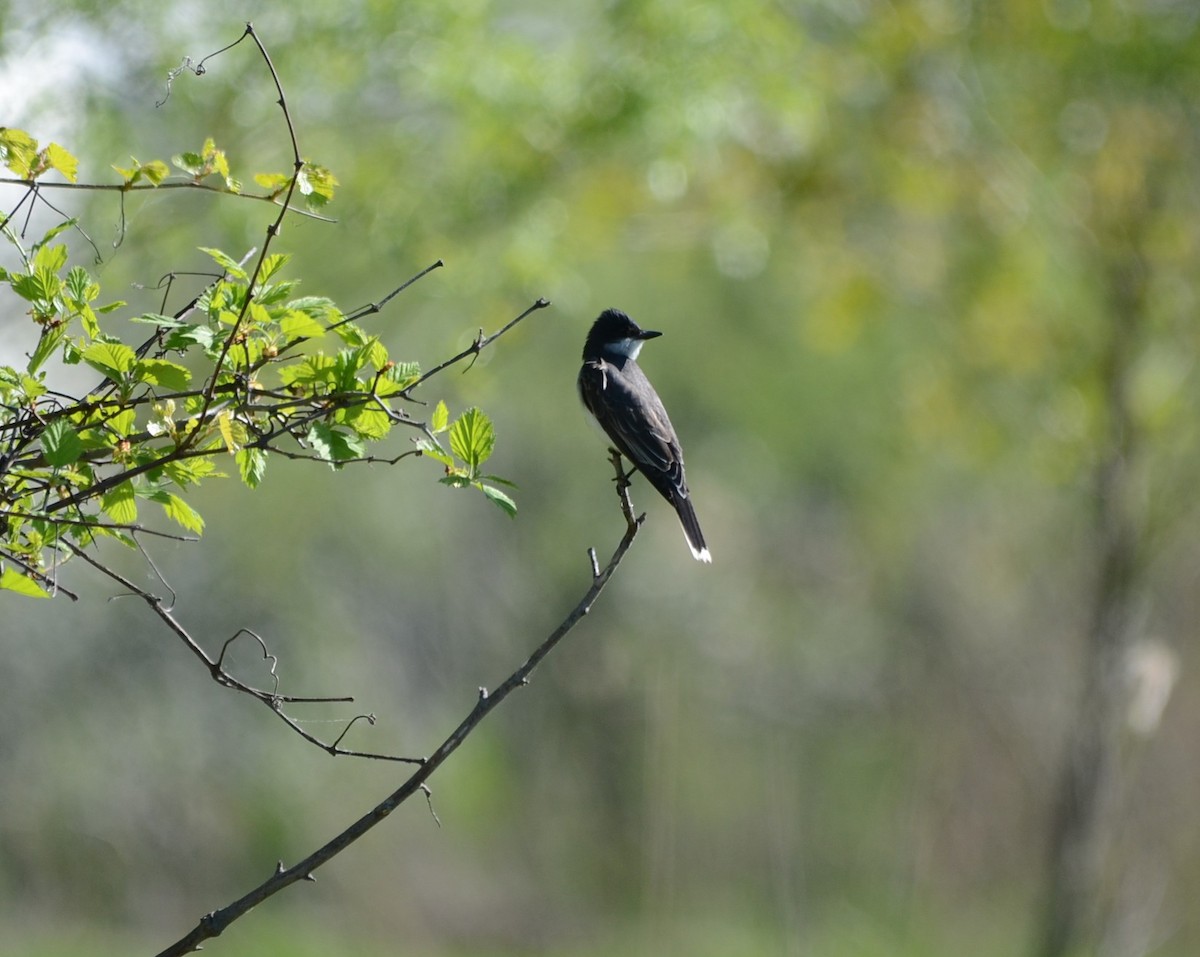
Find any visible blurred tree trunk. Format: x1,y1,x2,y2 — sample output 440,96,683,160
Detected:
1039,249,1145,957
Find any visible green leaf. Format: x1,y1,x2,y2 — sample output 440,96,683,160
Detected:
33,243,68,274
36,220,77,250
480,483,518,517
308,423,364,466
115,155,169,186
75,304,101,340
236,447,267,488
386,360,422,390
135,359,191,390
27,327,65,375
0,567,50,598
279,309,327,339
44,143,78,182
164,456,220,488
172,150,205,176
449,407,495,472
11,269,60,305
0,128,38,177
297,162,338,207
130,312,187,328
415,437,453,467
107,408,136,437
82,340,137,383
431,399,449,433
258,253,290,283
65,265,97,302
19,373,47,401
253,171,292,192
343,403,391,441
481,473,519,488
277,354,337,389
158,492,205,534
198,247,248,281
164,324,214,351
42,419,84,466
101,481,137,524
217,410,246,453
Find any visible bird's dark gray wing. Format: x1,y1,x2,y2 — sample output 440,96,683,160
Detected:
578,357,689,503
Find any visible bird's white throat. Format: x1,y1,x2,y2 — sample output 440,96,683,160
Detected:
603,337,644,360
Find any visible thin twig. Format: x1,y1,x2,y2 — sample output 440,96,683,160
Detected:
401,297,551,397
61,541,421,763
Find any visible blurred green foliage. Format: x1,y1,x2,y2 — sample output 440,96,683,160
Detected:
3,0,1200,955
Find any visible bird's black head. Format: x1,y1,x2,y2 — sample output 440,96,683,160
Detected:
582,308,662,361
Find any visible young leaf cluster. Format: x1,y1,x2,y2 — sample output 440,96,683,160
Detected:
418,402,517,517
0,132,513,598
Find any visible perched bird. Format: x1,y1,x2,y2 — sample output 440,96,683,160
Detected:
577,308,712,563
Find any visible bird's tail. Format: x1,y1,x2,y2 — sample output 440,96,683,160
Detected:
672,494,712,563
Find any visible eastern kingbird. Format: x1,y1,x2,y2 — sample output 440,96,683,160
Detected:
578,308,712,563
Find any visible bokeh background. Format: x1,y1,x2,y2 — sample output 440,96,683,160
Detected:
3,1,1200,955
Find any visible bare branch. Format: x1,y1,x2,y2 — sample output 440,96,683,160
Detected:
60,542,421,763
154,457,643,957
401,297,552,397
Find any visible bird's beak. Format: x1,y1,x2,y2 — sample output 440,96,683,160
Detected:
639,329,663,340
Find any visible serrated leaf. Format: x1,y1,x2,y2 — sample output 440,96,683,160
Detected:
82,340,137,382
42,419,84,466
84,524,136,549
27,327,65,375
164,456,219,488
308,423,364,466
130,313,186,328
253,171,291,192
449,407,495,472
258,253,290,283
172,151,204,176
101,481,137,524
415,437,453,467
139,159,169,185
76,305,100,340
236,447,267,488
65,265,96,302
0,567,50,598
135,359,191,390
198,247,248,281
44,142,78,182
431,400,449,433
481,474,519,488
297,163,338,202
37,220,77,250
217,410,244,453
107,408,136,437
11,269,59,304
343,403,391,440
279,309,326,339
387,360,421,390
159,492,205,534
289,296,341,325
0,127,38,177
34,243,68,273
277,354,336,388
164,324,214,351
480,483,518,517
19,373,46,400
